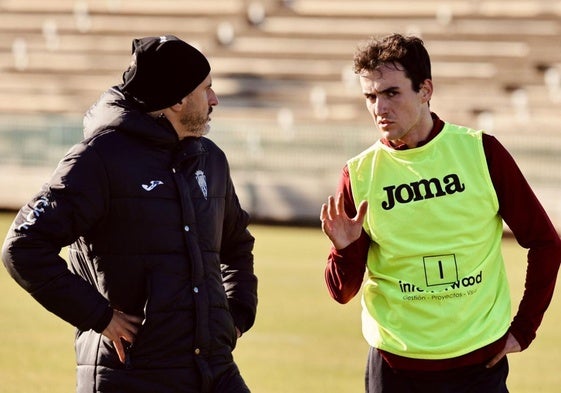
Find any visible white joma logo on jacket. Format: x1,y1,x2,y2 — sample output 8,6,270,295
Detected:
142,180,163,191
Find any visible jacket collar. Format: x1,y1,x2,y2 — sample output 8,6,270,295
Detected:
83,86,179,149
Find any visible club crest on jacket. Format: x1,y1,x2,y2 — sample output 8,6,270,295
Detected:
195,170,208,199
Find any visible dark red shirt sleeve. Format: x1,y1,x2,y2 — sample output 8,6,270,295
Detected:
483,133,561,350
324,165,369,304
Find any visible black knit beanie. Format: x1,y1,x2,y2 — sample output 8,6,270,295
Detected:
120,35,211,112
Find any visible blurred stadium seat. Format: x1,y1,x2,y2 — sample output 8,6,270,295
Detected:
0,0,560,227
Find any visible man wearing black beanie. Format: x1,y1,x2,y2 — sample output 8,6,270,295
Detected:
2,35,257,393
121,35,211,113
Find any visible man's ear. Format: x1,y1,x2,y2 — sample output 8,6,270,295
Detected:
420,79,433,103
169,100,184,112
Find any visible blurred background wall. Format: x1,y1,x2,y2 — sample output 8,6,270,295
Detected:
0,0,560,229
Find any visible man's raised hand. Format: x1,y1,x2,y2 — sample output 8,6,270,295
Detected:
320,193,368,250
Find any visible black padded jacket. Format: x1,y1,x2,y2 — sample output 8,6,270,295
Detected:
2,87,257,392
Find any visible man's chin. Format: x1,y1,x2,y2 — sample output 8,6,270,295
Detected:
191,125,210,138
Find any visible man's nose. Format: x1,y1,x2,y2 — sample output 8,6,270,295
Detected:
374,97,387,116
209,89,219,106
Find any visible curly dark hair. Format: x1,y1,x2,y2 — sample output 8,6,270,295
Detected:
353,34,432,92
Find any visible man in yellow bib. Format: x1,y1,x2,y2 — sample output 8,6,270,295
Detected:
320,33,561,392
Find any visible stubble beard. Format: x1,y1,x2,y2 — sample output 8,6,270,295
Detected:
180,112,210,138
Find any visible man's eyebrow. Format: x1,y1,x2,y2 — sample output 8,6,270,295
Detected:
378,86,399,94
363,86,399,96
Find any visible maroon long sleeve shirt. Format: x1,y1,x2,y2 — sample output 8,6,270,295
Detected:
325,114,561,371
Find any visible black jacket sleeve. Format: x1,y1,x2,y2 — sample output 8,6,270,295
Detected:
219,164,257,334
2,142,113,332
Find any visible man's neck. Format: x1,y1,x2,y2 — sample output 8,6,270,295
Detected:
384,112,442,150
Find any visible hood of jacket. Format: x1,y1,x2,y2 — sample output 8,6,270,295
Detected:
83,86,180,149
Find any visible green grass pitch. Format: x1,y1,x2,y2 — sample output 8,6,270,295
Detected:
0,213,560,393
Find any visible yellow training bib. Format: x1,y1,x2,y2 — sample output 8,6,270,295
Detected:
348,124,511,359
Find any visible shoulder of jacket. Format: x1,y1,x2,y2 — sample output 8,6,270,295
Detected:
201,137,227,158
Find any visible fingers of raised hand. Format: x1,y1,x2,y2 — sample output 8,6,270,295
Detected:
325,193,344,219
355,200,368,223
321,195,336,221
